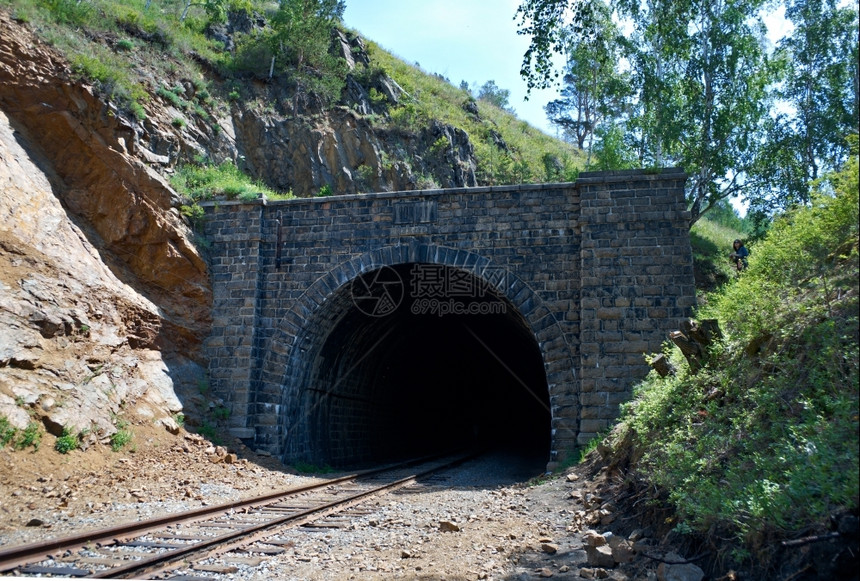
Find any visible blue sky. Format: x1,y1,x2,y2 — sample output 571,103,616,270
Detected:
342,0,562,136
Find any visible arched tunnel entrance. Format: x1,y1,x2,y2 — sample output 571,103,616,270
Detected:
291,263,552,469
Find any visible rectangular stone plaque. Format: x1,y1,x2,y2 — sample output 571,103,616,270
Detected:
393,200,437,224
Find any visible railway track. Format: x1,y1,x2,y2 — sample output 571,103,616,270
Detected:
0,452,473,579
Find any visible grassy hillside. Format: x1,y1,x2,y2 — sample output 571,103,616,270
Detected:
1,0,582,192
689,217,746,294
359,40,582,184
607,145,859,576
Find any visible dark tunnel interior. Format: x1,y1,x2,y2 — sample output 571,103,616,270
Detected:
302,263,551,468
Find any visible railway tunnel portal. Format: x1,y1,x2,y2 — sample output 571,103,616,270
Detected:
199,169,695,467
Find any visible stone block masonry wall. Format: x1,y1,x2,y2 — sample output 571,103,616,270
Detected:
199,168,694,461
200,202,265,441
576,169,695,446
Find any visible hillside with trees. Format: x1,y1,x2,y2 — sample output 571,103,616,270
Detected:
595,146,859,579
0,0,582,205
517,0,858,576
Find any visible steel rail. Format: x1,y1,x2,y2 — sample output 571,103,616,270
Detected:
101,453,474,579
0,452,451,575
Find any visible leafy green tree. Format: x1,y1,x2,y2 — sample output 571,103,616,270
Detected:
477,80,512,111
591,123,637,170
621,0,774,223
180,0,226,22
544,0,632,162
517,0,775,225
750,0,859,216
782,0,858,181
268,0,347,109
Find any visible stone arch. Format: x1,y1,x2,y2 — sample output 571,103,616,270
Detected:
263,243,578,465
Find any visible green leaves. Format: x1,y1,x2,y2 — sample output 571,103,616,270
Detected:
266,0,348,106
620,153,859,555
544,0,633,161
517,0,858,224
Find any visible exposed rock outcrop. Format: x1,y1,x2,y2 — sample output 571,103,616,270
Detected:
0,12,210,440
0,13,211,342
233,106,476,195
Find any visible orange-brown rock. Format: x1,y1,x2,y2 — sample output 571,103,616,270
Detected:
0,11,210,347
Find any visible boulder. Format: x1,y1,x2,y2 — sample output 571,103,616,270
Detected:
657,553,705,581
585,544,615,569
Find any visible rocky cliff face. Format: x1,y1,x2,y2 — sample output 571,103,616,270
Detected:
109,16,478,197
229,28,478,195
0,12,210,442
233,107,477,195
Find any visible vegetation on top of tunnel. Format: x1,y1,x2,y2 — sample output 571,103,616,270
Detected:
605,146,859,572
171,160,295,223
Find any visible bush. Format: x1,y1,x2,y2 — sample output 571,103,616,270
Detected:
110,421,133,452
170,161,290,202
45,0,95,26
16,422,41,451
620,149,860,559
0,416,17,448
157,85,189,110
197,421,220,443
54,427,78,454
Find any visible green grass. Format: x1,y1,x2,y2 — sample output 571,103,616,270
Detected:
690,217,746,291
212,405,230,420
196,421,221,444
617,149,859,566
0,416,17,448
16,422,42,451
292,461,335,474
0,416,42,451
7,0,227,121
6,0,581,197
110,421,134,451
171,160,294,202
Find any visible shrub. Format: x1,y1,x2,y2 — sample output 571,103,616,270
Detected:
45,0,95,26
621,150,860,557
16,422,41,451
429,136,450,158
0,416,17,448
128,100,147,121
54,427,78,454
170,161,289,202
68,51,148,122
157,85,189,109
197,421,220,443
110,421,133,452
